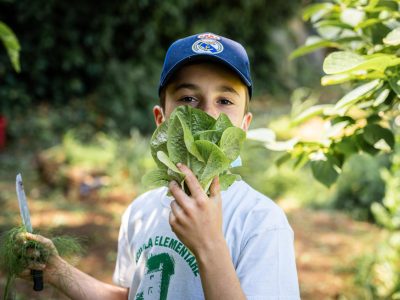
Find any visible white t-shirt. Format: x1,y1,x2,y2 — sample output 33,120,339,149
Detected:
113,180,300,300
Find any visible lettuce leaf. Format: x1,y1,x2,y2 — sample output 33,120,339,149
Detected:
143,106,246,194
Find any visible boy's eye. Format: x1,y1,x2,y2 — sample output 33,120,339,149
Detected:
179,96,197,103
218,99,233,105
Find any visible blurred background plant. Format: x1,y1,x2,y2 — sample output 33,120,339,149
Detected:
274,0,400,187
248,0,400,298
353,144,400,299
0,0,318,138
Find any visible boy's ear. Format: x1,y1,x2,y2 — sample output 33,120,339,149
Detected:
153,105,165,127
241,112,253,131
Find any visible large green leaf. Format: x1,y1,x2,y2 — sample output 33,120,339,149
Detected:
340,8,365,27
150,120,169,168
323,52,400,75
176,105,215,134
310,155,340,187
167,111,189,165
0,21,20,72
373,88,390,106
157,151,183,174
334,79,381,110
219,174,240,191
363,124,395,150
142,169,170,189
321,74,352,86
177,114,204,162
219,127,246,161
195,140,230,189
213,113,234,131
383,27,400,46
323,51,365,74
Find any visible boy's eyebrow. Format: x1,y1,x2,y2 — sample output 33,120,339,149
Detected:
172,83,200,92
216,85,240,97
172,83,240,96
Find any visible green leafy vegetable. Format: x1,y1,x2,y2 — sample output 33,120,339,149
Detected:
143,106,246,194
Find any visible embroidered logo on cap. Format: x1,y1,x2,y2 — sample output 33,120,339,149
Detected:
192,39,224,54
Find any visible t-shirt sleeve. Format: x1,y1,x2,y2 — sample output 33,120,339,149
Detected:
236,206,300,300
113,208,136,288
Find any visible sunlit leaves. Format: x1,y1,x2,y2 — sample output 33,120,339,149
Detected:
281,0,400,188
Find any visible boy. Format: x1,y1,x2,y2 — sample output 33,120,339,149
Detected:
22,33,300,299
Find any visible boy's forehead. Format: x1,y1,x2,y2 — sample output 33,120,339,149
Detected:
169,61,247,88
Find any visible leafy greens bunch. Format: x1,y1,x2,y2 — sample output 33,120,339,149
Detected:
143,105,246,195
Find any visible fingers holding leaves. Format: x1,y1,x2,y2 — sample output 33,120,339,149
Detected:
22,232,58,256
209,176,221,197
177,163,207,202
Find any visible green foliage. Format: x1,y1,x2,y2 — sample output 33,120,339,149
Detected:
0,0,304,135
332,153,387,220
0,21,20,72
285,0,400,295
283,0,400,187
354,147,400,298
0,226,83,299
144,106,245,194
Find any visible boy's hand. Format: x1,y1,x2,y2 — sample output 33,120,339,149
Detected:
168,163,224,258
18,233,63,285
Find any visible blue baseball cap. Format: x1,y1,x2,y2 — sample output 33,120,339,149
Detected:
159,33,252,98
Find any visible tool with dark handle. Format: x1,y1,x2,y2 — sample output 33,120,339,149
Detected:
16,174,44,291
31,270,44,291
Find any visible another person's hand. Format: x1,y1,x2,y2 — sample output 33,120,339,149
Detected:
168,163,224,258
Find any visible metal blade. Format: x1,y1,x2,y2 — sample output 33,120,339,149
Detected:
16,173,33,233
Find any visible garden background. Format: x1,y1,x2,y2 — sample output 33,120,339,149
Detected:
1,0,399,299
